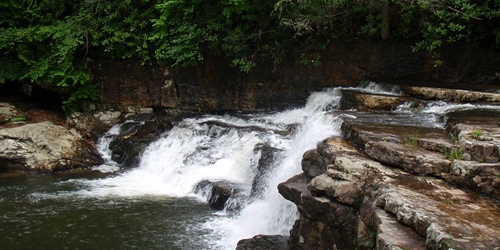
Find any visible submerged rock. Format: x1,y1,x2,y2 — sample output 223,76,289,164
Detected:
0,121,103,172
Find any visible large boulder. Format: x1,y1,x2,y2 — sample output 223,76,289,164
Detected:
0,121,103,172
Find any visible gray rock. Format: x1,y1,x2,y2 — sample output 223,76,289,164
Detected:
236,234,288,250
93,111,122,126
0,102,24,124
67,112,111,140
0,121,103,172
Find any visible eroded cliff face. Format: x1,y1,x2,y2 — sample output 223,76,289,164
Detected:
92,40,499,112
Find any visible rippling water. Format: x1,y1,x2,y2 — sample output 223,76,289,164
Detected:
0,173,215,249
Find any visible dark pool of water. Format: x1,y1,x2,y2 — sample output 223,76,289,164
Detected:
0,172,215,250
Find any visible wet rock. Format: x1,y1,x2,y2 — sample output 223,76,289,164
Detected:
277,173,311,206
301,149,326,178
0,121,103,172
278,173,358,250
251,144,282,197
108,114,174,168
445,108,500,127
194,180,244,210
236,234,288,250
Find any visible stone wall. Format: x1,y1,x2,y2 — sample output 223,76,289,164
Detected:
92,39,500,112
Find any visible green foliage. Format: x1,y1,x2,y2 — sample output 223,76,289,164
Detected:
1,0,500,114
276,0,500,57
152,0,286,70
62,84,99,115
445,147,464,161
0,0,157,114
472,129,483,139
73,0,157,62
442,144,464,161
409,0,500,56
10,116,27,122
404,131,419,147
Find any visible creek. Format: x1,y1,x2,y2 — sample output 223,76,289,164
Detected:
1,83,492,249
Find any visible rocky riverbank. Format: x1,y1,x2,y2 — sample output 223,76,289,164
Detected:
238,86,500,250
0,100,182,173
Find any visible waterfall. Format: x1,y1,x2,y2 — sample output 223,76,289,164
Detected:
73,84,404,249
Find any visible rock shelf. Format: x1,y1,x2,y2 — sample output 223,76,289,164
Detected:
277,86,500,250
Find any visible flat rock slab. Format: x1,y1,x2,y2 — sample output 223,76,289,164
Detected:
339,90,408,111
365,141,451,175
402,86,500,103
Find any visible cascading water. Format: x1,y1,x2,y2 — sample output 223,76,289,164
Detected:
65,88,346,249
2,84,428,250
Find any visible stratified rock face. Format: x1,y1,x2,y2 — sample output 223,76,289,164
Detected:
92,40,499,112
281,137,500,250
0,121,103,172
279,87,500,250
